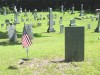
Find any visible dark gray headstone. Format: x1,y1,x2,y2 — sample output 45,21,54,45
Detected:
47,8,55,32
60,25,64,33
79,4,84,16
65,27,84,62
69,19,76,27
95,13,100,32
24,24,33,39
7,25,17,42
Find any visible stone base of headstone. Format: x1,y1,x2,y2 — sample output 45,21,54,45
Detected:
65,27,84,62
47,28,55,33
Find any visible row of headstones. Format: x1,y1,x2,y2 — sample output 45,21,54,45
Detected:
7,24,33,42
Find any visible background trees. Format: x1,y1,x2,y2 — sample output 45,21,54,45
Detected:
0,0,100,11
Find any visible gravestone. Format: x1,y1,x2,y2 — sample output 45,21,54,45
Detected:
7,24,17,42
65,27,84,62
3,7,6,15
79,4,84,16
20,7,22,13
59,17,63,25
61,5,64,13
71,5,75,14
60,25,64,33
14,8,19,24
69,19,76,27
87,24,91,29
24,24,33,39
34,9,38,20
24,9,28,16
47,8,55,32
95,13,100,32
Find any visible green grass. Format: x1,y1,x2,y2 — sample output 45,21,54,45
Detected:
0,11,100,75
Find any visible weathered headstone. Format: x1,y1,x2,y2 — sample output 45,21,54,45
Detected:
87,23,91,29
47,8,55,32
71,5,75,14
68,8,71,13
14,8,19,24
79,4,84,16
65,27,84,62
20,7,22,13
59,17,63,25
34,9,38,20
7,24,17,42
61,5,64,13
3,7,6,15
95,13,100,32
60,25,64,33
24,24,33,39
69,19,76,27
24,9,28,16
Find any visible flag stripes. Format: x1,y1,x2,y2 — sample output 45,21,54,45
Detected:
22,26,32,48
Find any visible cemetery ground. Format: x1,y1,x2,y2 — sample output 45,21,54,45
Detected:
0,11,100,75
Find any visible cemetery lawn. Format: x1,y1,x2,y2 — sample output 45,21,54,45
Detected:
0,11,100,75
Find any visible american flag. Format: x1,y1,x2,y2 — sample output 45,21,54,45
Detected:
22,26,32,48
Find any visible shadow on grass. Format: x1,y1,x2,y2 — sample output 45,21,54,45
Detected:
7,66,18,70
0,41,21,46
0,31,50,39
34,33,51,38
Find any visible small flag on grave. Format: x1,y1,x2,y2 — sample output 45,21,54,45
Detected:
21,25,32,59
